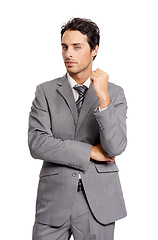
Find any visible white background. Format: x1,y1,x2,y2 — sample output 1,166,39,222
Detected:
0,0,158,239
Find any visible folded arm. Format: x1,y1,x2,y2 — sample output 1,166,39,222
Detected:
28,85,92,171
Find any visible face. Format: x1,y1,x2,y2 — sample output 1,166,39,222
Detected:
61,30,98,78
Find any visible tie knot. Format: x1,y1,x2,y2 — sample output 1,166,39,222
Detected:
73,85,88,96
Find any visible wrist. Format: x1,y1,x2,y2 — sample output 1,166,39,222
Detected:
90,146,96,159
98,95,111,110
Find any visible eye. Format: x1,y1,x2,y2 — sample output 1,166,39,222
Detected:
74,46,81,50
62,46,68,50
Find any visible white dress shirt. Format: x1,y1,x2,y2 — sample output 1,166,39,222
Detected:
67,73,108,111
67,73,91,101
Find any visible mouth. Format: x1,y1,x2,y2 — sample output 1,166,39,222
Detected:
65,60,77,67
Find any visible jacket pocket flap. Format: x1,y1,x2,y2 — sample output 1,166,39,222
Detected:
39,162,61,177
95,162,119,173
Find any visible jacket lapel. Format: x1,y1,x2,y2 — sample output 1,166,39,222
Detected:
75,82,98,135
57,75,78,125
57,75,98,134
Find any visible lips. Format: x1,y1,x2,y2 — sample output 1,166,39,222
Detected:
65,59,77,67
65,61,76,64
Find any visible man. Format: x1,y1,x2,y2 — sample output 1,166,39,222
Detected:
28,17,127,240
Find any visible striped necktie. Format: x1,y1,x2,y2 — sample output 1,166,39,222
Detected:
73,85,88,114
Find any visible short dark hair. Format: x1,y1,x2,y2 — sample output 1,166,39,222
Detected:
61,18,100,60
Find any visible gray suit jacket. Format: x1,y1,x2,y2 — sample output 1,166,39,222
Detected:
28,74,127,227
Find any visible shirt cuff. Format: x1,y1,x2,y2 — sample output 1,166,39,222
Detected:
99,106,108,111
94,106,108,113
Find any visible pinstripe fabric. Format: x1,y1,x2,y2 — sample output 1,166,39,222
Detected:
32,190,115,240
73,85,88,114
28,75,127,228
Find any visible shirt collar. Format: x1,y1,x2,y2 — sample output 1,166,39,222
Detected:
67,73,91,89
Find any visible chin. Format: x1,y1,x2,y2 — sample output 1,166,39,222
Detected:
67,69,78,74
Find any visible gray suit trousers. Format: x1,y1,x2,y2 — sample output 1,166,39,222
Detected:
33,190,115,240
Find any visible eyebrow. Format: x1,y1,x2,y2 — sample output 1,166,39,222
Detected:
61,43,83,46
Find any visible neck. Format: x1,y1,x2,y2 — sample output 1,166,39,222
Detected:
69,70,92,85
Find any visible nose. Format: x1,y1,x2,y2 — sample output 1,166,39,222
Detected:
65,47,73,59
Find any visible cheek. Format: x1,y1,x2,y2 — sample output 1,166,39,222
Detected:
78,51,91,63
81,54,92,65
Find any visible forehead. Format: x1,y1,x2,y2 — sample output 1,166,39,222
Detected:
61,30,88,45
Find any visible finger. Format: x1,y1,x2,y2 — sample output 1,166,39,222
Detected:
95,68,107,75
96,68,103,73
91,72,101,82
91,71,99,78
107,157,115,160
107,157,115,162
90,74,99,83
107,159,115,163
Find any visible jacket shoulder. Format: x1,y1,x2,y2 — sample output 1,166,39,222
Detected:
38,75,65,91
108,82,124,92
108,82,126,102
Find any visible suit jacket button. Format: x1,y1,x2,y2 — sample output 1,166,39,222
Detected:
72,172,77,177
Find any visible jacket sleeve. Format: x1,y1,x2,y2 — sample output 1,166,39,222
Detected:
28,85,92,171
94,86,127,157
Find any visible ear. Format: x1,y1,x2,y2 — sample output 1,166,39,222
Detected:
91,45,99,58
